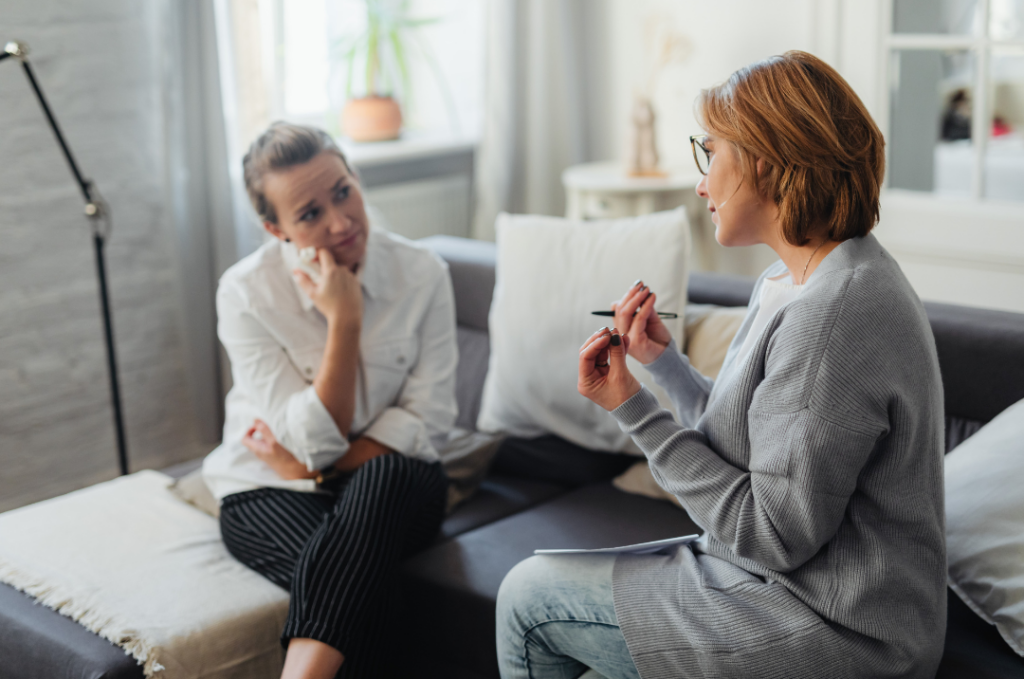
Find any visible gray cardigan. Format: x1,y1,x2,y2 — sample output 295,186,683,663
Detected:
611,234,946,679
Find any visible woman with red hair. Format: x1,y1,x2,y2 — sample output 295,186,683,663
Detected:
497,51,946,679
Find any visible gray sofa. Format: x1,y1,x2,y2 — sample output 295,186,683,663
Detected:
1,234,1023,679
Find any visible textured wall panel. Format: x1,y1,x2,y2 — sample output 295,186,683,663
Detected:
0,0,212,512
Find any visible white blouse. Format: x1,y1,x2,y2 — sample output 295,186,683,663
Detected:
202,228,458,501
733,272,805,365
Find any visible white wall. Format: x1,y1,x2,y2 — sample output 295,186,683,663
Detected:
594,0,1024,311
595,0,821,277
0,0,212,512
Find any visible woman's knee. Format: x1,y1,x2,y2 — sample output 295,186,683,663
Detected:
359,452,417,484
497,555,618,633
497,556,549,636
340,455,440,515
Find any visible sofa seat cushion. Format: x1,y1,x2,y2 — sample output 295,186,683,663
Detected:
399,482,702,679
0,582,145,679
489,435,638,488
439,474,566,541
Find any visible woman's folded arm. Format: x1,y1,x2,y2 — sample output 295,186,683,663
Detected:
217,283,350,471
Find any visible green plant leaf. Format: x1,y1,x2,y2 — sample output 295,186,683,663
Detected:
410,30,462,135
344,40,360,99
366,14,380,96
394,17,442,29
327,0,448,103
389,28,410,99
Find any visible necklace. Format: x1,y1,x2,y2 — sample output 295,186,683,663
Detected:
799,240,826,285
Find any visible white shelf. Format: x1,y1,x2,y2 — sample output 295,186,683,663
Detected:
337,134,476,169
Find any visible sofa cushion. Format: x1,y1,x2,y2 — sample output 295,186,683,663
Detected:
476,209,691,453
945,397,1024,658
687,270,756,307
924,302,1024,424
399,482,702,679
439,475,566,541
0,582,145,679
682,304,748,380
935,587,1024,679
455,325,490,431
419,235,497,332
489,435,637,488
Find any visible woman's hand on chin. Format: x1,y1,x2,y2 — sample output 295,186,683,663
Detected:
612,281,671,364
578,327,642,412
293,247,363,329
241,419,318,481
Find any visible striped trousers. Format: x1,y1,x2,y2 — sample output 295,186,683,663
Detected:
219,453,447,678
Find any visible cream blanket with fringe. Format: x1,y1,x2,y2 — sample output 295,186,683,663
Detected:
0,470,288,678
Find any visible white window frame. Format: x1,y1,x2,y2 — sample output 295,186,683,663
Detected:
878,0,1024,199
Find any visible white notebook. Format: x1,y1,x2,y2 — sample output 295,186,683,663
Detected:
534,534,699,556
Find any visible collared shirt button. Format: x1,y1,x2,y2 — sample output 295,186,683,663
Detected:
305,367,313,375
397,356,406,365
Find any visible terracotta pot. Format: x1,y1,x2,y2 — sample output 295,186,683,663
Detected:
342,96,402,142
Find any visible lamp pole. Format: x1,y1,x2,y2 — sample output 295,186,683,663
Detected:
2,41,130,476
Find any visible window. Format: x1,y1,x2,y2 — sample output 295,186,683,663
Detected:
884,0,1024,201
234,0,484,144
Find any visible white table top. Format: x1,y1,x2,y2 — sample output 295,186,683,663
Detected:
562,161,703,193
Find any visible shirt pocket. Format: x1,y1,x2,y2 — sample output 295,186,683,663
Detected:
362,336,419,409
287,346,324,384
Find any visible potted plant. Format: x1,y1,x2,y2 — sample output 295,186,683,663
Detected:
336,0,444,142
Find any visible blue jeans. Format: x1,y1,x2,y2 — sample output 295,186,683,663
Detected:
496,554,641,679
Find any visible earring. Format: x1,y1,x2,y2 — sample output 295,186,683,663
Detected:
285,238,290,242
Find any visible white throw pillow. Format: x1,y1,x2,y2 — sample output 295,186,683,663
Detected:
945,397,1024,657
477,209,690,453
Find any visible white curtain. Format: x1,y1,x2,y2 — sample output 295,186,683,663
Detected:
472,0,609,240
160,0,261,440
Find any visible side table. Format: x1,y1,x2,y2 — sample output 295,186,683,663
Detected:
562,161,715,270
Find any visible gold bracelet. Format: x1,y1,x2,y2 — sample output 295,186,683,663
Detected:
314,466,344,487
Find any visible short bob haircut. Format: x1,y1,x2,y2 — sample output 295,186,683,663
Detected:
242,121,356,224
697,51,885,246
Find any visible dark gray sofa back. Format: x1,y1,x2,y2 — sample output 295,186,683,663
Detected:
420,235,1024,444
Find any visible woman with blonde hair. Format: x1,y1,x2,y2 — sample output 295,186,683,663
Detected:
203,122,457,678
497,51,946,678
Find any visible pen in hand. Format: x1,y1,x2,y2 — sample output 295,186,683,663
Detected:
591,310,678,319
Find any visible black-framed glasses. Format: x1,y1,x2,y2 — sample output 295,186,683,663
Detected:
690,134,710,175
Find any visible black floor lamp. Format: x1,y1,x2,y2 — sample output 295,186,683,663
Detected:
1,41,129,476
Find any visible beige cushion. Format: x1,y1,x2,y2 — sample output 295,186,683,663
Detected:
682,303,748,380
613,303,748,506
173,428,505,518
612,461,683,509
169,468,220,518
437,428,505,512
